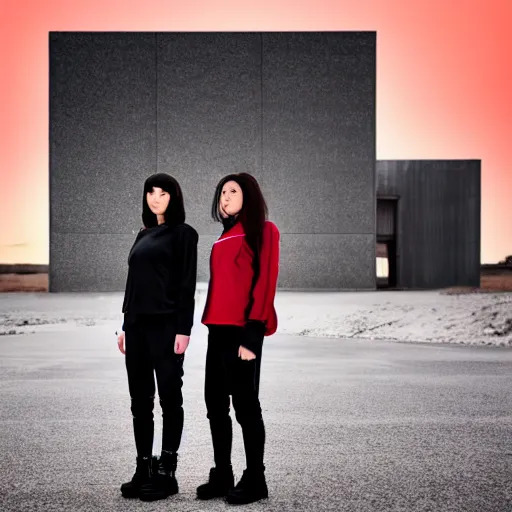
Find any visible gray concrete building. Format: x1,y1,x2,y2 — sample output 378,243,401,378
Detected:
50,32,376,292
49,32,480,292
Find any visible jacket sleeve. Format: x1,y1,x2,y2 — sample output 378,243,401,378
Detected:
247,221,280,323
241,319,267,354
121,228,147,330
175,226,199,336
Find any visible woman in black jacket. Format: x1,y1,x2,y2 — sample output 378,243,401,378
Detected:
116,173,198,502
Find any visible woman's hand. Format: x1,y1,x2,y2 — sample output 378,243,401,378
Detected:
117,331,126,354
174,334,190,354
239,345,256,361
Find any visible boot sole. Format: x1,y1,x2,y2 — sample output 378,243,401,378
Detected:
139,491,178,501
120,492,139,499
121,486,144,499
139,486,178,502
196,481,234,500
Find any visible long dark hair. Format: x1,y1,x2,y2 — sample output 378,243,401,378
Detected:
142,173,185,228
211,172,268,277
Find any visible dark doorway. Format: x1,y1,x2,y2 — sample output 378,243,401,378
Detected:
376,198,398,288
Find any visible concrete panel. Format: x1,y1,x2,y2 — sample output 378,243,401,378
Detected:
261,32,376,235
197,234,217,284
50,232,218,293
49,33,156,236
157,33,261,236
197,232,376,289
278,234,376,289
50,234,137,292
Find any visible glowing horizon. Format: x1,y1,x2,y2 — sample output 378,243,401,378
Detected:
0,0,510,264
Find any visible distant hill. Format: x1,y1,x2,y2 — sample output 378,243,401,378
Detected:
0,264,49,274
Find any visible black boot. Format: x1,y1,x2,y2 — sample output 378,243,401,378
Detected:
139,450,179,502
120,456,157,499
226,468,268,505
196,465,235,500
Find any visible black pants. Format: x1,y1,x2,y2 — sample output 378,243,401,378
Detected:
124,313,184,458
205,325,265,473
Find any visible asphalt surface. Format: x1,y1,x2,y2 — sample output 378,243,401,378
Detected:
1,322,511,511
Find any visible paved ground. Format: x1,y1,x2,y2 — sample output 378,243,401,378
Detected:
1,321,511,511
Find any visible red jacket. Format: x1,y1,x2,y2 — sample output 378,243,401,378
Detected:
201,220,280,336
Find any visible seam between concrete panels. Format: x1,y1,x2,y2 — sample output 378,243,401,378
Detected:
155,32,158,175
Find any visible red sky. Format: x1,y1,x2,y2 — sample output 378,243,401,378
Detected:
0,0,510,264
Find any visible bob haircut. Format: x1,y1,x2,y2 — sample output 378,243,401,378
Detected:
142,173,185,228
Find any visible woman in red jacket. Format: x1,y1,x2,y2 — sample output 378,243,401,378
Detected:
197,173,280,505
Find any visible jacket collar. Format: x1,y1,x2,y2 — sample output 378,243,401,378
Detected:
219,219,244,239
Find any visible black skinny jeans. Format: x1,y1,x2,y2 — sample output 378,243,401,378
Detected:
205,324,266,473
124,313,184,458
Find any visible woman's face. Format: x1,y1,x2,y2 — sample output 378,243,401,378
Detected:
146,187,170,216
219,180,243,218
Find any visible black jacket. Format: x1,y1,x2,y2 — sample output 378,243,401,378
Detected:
122,222,198,336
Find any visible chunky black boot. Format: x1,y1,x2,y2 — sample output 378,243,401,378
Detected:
196,465,235,500
120,456,157,499
139,450,179,502
226,468,268,505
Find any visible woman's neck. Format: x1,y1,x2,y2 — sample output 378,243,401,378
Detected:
221,214,239,233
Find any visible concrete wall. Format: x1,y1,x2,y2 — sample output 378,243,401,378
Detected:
50,33,157,292
377,160,481,289
50,32,376,291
